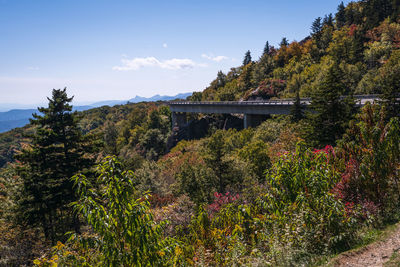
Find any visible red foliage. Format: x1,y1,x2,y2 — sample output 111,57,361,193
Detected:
332,156,362,202
332,157,380,218
344,201,355,217
366,21,400,48
313,145,335,155
208,192,239,215
348,24,358,37
313,145,335,164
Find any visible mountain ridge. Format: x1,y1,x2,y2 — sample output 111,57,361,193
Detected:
0,92,192,133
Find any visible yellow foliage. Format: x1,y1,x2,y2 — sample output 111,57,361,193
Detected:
55,241,64,250
174,246,183,257
158,250,166,257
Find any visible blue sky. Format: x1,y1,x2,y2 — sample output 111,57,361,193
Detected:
0,0,351,106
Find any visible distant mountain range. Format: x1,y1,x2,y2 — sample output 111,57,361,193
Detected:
88,92,192,107
0,92,192,133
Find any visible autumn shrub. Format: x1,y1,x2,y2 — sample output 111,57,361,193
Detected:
148,193,176,208
47,156,185,266
152,195,195,237
262,142,359,255
135,160,173,196
189,203,264,266
207,192,240,216
335,104,400,221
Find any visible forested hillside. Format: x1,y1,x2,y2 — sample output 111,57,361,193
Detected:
196,0,400,103
0,0,400,266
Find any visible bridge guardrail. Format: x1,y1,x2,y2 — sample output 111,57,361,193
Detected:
168,95,382,106
169,100,302,105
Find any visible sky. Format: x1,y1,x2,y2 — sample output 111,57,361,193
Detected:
0,0,352,106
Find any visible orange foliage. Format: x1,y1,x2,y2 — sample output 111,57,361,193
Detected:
366,20,400,47
287,41,303,59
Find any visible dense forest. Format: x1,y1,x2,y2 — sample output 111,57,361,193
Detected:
1,0,400,265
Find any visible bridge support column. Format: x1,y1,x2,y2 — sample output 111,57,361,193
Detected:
243,114,269,128
171,112,187,129
243,114,249,129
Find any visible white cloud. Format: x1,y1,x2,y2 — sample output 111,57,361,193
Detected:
162,58,197,69
27,66,39,70
201,54,229,62
113,57,201,71
163,43,168,48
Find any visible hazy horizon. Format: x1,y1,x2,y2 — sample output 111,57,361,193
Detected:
0,91,192,112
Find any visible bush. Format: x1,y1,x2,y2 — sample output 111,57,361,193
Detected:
61,157,183,266
262,142,358,254
335,104,400,220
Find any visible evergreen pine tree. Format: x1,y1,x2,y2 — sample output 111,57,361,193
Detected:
216,70,227,87
290,91,304,122
306,63,355,147
263,41,270,56
242,63,253,91
379,50,400,119
15,88,99,242
311,17,322,36
344,5,356,25
280,37,289,47
252,54,274,85
336,2,346,28
104,121,118,155
349,26,365,64
203,131,237,193
363,0,393,29
323,14,334,27
243,50,252,66
311,17,323,49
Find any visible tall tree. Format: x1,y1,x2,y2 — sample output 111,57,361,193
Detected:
203,131,237,193
363,0,393,29
15,88,99,242
216,70,227,87
243,50,252,66
378,50,400,119
280,37,289,47
241,63,253,91
323,13,334,27
104,121,118,155
311,17,322,36
306,63,355,147
344,4,359,25
263,41,270,56
311,17,323,49
290,91,304,122
252,54,274,85
336,2,346,28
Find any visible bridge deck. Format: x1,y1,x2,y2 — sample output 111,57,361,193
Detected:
169,97,377,115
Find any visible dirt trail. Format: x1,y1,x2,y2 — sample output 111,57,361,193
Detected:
332,224,400,267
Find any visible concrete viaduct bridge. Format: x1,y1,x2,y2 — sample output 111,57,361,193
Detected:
168,95,379,129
